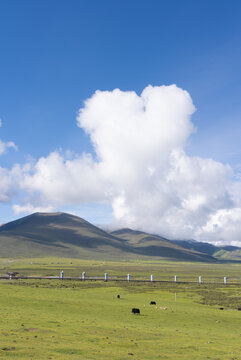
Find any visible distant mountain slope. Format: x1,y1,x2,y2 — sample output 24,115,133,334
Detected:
110,228,215,262
0,212,215,261
171,239,241,260
171,239,218,256
112,228,241,261
213,248,241,260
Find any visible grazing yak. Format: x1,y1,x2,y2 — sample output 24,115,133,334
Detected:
117,295,120,299
150,301,156,305
132,308,140,314
7,272,19,278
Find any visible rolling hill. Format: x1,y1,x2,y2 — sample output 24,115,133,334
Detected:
0,212,216,261
110,228,215,262
171,239,241,261
0,212,133,259
111,228,241,261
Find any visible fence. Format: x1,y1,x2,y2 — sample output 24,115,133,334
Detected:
1,272,241,285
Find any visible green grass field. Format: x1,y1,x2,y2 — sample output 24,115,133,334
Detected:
0,258,241,359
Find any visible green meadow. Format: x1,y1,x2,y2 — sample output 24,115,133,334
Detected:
0,258,241,359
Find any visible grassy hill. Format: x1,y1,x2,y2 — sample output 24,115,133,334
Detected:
111,228,241,261
213,247,241,260
0,212,215,261
112,228,241,261
110,228,215,262
0,212,134,259
171,240,241,261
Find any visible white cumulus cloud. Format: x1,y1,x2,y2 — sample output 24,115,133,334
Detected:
17,151,108,208
0,164,22,202
9,85,241,245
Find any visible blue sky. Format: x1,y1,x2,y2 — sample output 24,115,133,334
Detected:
1,0,241,243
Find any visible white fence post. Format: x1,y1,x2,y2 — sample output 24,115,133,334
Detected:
174,275,177,283
60,271,64,280
150,274,154,282
82,271,86,281
127,274,131,282
224,277,227,285
199,276,202,284
104,273,108,282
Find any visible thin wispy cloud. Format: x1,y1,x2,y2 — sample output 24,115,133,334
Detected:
0,120,18,155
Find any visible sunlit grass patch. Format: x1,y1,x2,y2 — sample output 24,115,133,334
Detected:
0,259,241,359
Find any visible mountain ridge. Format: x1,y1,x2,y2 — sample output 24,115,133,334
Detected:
111,227,241,261
0,212,240,261
0,212,216,261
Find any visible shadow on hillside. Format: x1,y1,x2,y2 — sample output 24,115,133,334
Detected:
133,245,215,262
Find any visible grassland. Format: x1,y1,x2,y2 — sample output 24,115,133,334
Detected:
0,258,241,359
